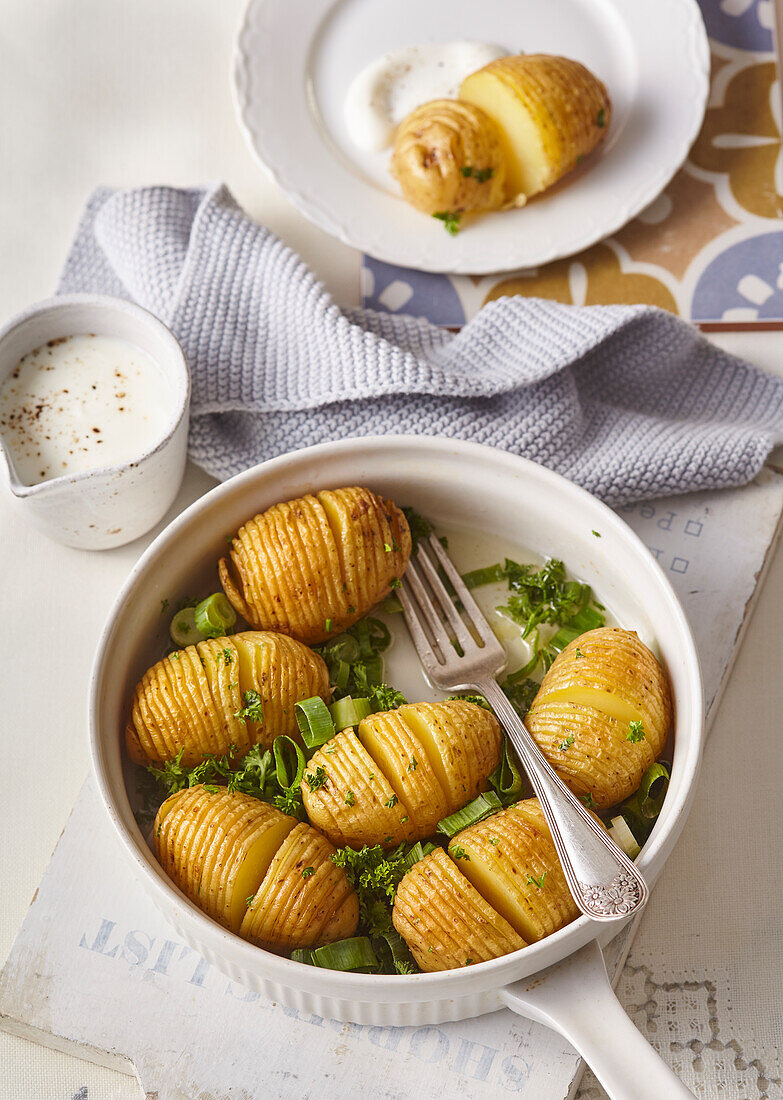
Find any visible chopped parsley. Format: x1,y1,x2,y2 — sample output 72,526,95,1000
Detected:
234,689,263,724
345,790,356,806
385,795,398,809
305,766,328,792
592,530,601,538
221,648,233,666
627,720,646,743
390,577,402,590
461,165,494,182
596,109,606,128
580,792,597,808
433,210,462,236
301,866,315,879
575,647,584,659
407,756,418,773
325,618,332,632
451,845,470,861
246,894,255,907
160,598,169,614
559,734,575,752
526,873,546,889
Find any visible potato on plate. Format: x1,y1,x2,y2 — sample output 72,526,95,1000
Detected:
127,630,329,767
302,700,502,849
391,99,509,215
392,847,526,972
219,487,411,645
525,628,671,807
460,54,611,202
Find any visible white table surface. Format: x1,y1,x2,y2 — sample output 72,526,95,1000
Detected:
1,2,782,1097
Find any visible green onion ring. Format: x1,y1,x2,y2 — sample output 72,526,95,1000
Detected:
273,736,306,790
437,792,503,838
194,593,237,638
295,697,336,750
329,696,373,730
310,936,378,972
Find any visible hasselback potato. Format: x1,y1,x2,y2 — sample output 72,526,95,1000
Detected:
525,628,671,808
241,822,358,950
449,799,579,943
127,630,329,767
392,847,526,971
219,487,411,645
391,99,508,215
302,700,502,849
460,54,611,202
154,786,358,948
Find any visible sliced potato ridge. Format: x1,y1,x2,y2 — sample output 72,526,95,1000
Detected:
154,786,297,932
126,630,329,767
450,800,579,943
392,848,526,972
218,487,411,645
240,822,358,950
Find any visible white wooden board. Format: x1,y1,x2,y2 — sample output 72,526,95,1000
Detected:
2,467,782,1100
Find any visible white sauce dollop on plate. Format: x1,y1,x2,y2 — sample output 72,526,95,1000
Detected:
344,40,509,152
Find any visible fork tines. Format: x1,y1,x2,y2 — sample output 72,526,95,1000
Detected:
398,533,501,675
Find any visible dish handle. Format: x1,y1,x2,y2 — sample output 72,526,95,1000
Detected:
499,939,694,1100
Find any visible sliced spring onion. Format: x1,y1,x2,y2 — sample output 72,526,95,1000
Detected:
273,735,306,790
461,563,504,589
291,948,313,965
330,696,373,730
636,761,670,818
194,593,237,638
295,697,335,749
608,815,641,859
381,597,403,614
549,605,605,653
362,654,384,686
331,658,350,692
505,650,541,684
351,619,374,659
310,936,378,972
489,737,524,804
323,635,361,664
366,617,392,652
376,930,417,974
437,792,503,837
401,840,438,872
169,607,204,648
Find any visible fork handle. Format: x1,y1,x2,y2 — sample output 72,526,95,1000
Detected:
476,678,649,922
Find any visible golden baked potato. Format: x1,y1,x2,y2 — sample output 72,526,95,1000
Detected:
525,628,671,808
154,786,298,932
302,700,502,849
460,54,611,202
219,487,411,646
240,821,358,951
392,847,526,972
449,798,579,943
127,630,329,767
390,99,509,215
154,786,357,949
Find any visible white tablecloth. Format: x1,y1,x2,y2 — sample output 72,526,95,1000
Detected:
1,2,781,1097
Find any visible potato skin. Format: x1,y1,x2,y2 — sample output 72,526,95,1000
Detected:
154,786,297,932
460,54,611,199
450,799,579,943
391,99,508,215
393,848,526,972
219,487,411,645
240,822,358,951
127,630,329,767
301,701,502,849
526,628,671,808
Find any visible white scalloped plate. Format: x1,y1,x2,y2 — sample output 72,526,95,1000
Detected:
233,0,709,274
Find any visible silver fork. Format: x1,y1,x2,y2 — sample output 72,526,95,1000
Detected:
398,533,649,922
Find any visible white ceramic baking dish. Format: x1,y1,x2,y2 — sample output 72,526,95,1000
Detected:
89,436,704,1099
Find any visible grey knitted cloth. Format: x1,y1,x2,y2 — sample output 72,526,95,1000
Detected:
59,183,783,504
